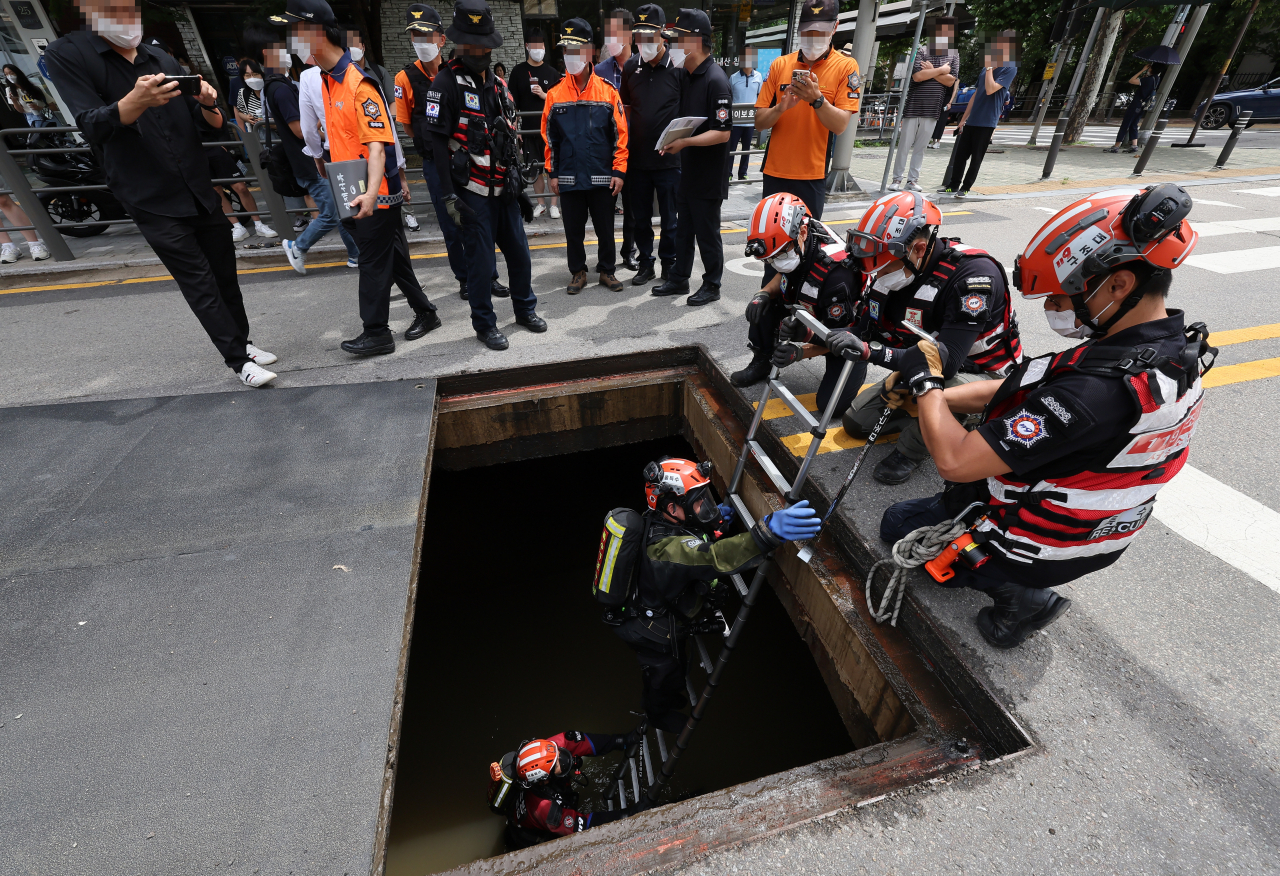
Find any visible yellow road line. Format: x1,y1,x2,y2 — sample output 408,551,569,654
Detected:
1202,356,1280,389
1209,323,1280,347
754,384,876,420
780,428,898,456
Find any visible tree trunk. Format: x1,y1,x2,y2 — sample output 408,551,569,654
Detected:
1065,10,1123,143
1094,11,1153,121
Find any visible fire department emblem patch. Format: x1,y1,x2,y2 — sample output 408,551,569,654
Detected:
716,107,729,122
961,292,988,316
465,91,481,110
564,815,574,828
362,98,381,119
1005,410,1048,448
828,303,845,321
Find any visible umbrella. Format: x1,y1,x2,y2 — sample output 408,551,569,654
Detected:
1135,44,1182,65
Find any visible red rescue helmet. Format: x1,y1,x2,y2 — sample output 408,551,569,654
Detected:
745,192,811,260
1012,184,1197,300
643,456,723,532
516,739,564,786
846,190,942,273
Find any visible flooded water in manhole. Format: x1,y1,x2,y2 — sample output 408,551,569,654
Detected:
385,437,855,875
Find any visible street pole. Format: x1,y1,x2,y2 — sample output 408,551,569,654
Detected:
1136,4,1190,148
1040,7,1106,180
827,0,881,193
877,0,929,194
1026,0,1079,146
1176,0,1260,147
1132,3,1209,175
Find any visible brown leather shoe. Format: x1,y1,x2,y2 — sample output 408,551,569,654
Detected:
567,270,588,294
599,272,624,292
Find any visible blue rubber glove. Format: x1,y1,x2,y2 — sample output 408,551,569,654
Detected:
717,503,735,528
766,500,822,541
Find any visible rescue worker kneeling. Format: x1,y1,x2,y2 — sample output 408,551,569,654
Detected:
880,185,1211,649
488,731,641,848
742,192,863,418
594,457,821,733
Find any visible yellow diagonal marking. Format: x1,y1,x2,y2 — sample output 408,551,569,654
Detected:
1209,323,1280,347
1202,356,1280,389
781,427,898,456
753,384,877,420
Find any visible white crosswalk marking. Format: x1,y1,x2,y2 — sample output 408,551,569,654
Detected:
1192,216,1280,238
1154,465,1280,596
1193,200,1239,208
1231,187,1280,197
1185,245,1280,274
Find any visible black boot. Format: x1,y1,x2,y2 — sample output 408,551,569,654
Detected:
621,247,640,272
491,278,510,298
873,449,921,485
975,583,1071,649
730,351,772,387
458,280,468,300
651,277,690,297
341,331,395,356
631,263,656,285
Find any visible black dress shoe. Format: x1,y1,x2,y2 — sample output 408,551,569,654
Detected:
686,285,720,306
621,248,640,271
975,584,1071,649
631,263,656,285
515,313,547,333
491,278,510,298
660,262,672,282
729,353,771,387
405,309,442,340
477,327,509,350
458,280,468,300
341,331,395,356
651,278,689,297
873,448,922,485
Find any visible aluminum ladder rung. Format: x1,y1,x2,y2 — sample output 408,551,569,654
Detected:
768,379,818,429
748,440,792,496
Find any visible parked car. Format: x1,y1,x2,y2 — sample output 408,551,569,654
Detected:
1197,76,1280,129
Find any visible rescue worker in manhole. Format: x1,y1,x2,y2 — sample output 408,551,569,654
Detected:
594,457,822,734
825,190,1024,486
878,184,1212,649
487,731,643,848
741,191,864,419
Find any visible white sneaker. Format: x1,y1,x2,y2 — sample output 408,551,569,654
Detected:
246,343,278,365
927,141,940,150
1,242,20,264
231,222,250,242
533,203,546,218
255,223,278,239
283,238,306,275
29,241,50,260
238,361,277,388
346,258,358,268
549,205,561,219
904,181,922,192
888,180,902,191
403,212,420,231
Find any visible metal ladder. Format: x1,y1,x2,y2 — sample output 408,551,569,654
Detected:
634,310,853,804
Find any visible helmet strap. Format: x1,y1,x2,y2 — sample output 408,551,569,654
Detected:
1070,271,1155,338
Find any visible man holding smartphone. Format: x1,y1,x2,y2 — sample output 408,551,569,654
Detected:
46,0,280,388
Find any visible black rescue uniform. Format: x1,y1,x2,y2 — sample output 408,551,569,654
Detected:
610,514,782,733
508,59,562,168
620,50,682,271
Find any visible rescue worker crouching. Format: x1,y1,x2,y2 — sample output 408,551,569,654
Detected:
829,191,1023,485
741,192,864,419
881,184,1210,649
488,731,642,849
595,457,821,734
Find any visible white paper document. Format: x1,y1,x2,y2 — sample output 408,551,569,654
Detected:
656,116,706,151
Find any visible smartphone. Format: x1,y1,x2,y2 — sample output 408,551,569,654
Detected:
166,74,202,97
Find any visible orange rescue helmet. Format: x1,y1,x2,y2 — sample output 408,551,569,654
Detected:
516,739,561,786
745,192,811,260
846,191,942,273
643,457,713,511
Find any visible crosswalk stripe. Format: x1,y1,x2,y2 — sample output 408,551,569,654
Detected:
1185,245,1280,274
1192,217,1280,238
1231,187,1280,196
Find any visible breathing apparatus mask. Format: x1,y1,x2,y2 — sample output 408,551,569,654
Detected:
644,459,723,534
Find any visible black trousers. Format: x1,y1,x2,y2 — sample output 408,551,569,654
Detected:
346,203,435,335
634,644,690,735
128,203,250,372
760,174,827,291
560,187,617,274
629,166,679,269
931,101,951,141
671,192,723,289
613,180,634,255
727,126,754,179
943,125,995,193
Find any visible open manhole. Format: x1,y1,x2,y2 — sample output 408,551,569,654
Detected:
375,348,1030,876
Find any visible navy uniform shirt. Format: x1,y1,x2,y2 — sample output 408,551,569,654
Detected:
619,52,681,172
677,55,732,199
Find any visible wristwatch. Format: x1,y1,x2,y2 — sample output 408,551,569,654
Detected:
810,94,825,109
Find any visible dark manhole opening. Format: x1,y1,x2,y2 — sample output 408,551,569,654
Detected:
387,437,863,875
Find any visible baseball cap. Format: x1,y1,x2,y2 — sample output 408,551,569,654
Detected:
558,18,593,46
669,8,712,40
268,0,337,26
632,4,665,33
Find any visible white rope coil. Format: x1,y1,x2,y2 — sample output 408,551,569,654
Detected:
865,518,967,626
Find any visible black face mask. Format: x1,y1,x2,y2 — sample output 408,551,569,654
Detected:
460,52,491,78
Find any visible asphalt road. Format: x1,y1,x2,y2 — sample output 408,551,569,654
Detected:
2,180,1277,874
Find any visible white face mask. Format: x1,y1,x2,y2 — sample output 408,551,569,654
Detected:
91,15,143,49
1045,308,1089,339
604,39,624,57
768,248,802,274
873,267,913,292
638,42,661,62
667,47,687,68
414,42,440,63
288,37,312,60
349,46,364,62
799,35,831,60
564,54,587,75
279,50,293,70
5,74,17,83
243,76,264,91
528,48,545,61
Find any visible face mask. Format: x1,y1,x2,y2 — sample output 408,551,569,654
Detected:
288,37,312,60
349,46,364,62
92,15,143,49
873,267,913,292
638,42,661,62
243,76,264,91
5,74,17,84
1045,308,1089,339
604,40,624,57
667,47,687,68
460,52,491,77
564,54,587,75
527,48,544,61
279,51,293,70
768,248,801,274
799,35,831,59
414,42,440,63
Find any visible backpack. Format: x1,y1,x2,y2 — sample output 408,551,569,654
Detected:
260,77,309,198
592,508,647,607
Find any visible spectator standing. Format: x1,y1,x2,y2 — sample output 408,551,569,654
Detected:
544,18,628,295
727,49,762,181
509,31,562,218
620,3,681,288
3,64,57,129
650,8,732,306
595,8,637,271
46,0,278,387
1106,63,1163,153
207,119,277,242
0,190,51,263
494,62,507,81
939,31,1018,198
891,17,956,192
233,58,269,129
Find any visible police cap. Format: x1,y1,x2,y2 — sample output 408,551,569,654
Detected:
405,3,443,33
632,4,666,33
669,8,712,42
445,0,503,48
558,18,593,46
268,0,337,26
798,0,839,26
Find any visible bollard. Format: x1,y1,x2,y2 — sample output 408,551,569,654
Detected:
0,136,77,261
1039,115,1069,180
1213,110,1252,170
238,125,296,241
1131,117,1168,176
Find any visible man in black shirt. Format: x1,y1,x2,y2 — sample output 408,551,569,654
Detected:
650,8,731,306
508,30,561,218
45,0,278,388
620,4,681,286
